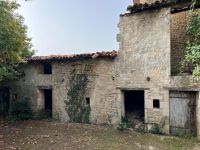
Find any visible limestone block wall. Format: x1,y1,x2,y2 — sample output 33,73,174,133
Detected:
9,59,120,124
170,76,200,89
51,61,94,121
9,63,52,112
118,8,171,132
90,59,121,124
52,59,120,124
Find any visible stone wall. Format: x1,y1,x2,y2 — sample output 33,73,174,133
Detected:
117,8,171,133
118,8,200,134
170,10,193,75
52,59,120,124
10,59,120,124
9,63,52,112
169,75,200,89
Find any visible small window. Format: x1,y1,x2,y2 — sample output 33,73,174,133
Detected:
86,97,90,105
44,63,52,74
153,99,160,109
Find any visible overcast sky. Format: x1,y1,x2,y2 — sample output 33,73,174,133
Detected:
18,0,131,56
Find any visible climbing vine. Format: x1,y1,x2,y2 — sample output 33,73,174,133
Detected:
65,69,91,123
182,10,200,79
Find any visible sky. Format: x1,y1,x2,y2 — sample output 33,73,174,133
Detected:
18,0,132,56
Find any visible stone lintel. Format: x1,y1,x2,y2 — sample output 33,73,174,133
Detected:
37,85,52,90
164,87,200,91
116,87,150,91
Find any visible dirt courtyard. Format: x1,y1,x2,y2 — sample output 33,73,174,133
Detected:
0,119,200,150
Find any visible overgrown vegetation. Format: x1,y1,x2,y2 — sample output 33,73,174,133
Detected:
0,1,33,83
182,9,200,79
149,123,163,134
117,116,131,130
9,97,32,122
118,116,166,135
65,69,91,123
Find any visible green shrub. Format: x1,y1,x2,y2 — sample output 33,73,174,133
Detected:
117,116,130,130
80,105,91,123
149,124,162,134
9,97,32,121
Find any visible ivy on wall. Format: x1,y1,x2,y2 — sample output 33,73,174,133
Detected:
182,10,200,79
65,68,91,123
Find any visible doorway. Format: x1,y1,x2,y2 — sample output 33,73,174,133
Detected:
44,89,52,117
0,87,10,116
124,90,145,127
170,91,196,136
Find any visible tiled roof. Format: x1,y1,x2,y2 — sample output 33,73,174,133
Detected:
124,0,200,14
28,50,118,62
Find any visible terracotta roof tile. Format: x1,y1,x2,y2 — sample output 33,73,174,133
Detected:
123,0,200,14
28,50,118,62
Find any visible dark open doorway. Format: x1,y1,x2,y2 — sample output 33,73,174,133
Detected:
124,90,144,128
44,89,52,117
0,87,10,116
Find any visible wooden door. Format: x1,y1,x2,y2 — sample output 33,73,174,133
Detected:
170,91,196,135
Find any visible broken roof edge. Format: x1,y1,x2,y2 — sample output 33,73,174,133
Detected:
120,0,200,16
27,50,118,63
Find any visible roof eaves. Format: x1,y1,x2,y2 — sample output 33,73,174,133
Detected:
28,50,118,63
123,0,199,15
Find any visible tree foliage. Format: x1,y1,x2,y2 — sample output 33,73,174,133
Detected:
183,10,200,79
0,0,33,82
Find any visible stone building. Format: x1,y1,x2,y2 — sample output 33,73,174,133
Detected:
2,0,200,138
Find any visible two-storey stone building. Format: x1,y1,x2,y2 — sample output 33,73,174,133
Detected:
2,0,200,138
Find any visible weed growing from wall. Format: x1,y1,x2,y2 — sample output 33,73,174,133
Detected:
65,70,91,123
117,116,131,130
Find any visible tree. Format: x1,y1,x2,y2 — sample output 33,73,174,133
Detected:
0,0,33,82
182,9,200,79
